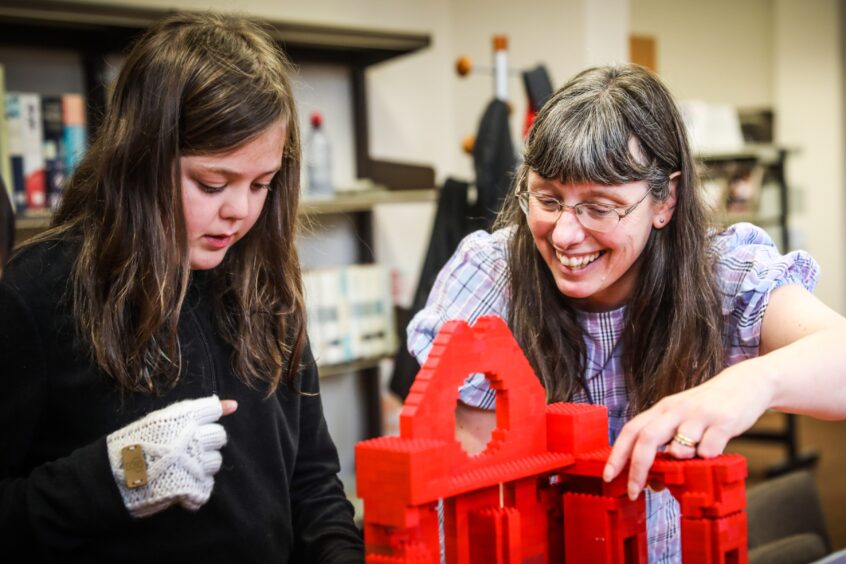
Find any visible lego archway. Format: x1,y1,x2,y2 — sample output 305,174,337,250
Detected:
400,316,549,474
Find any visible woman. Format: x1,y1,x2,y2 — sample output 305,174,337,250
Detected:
407,63,846,562
0,13,362,562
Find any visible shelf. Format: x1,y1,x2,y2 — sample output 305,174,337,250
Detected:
716,212,783,227
0,1,431,66
697,144,797,164
14,209,51,231
300,188,436,215
0,1,427,458
318,356,387,379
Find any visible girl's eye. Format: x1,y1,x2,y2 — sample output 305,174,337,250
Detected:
197,181,226,194
251,182,271,191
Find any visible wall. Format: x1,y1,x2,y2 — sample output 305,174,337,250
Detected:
632,0,845,314
631,0,773,108
774,0,845,314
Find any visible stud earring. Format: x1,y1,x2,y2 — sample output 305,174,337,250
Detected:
658,217,665,224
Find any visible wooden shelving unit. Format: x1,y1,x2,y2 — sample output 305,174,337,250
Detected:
300,188,436,216
700,144,818,477
1,1,436,442
699,144,794,251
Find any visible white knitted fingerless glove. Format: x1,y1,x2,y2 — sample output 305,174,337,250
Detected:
106,395,228,518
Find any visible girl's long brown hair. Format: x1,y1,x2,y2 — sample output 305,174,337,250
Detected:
30,13,305,394
499,64,724,414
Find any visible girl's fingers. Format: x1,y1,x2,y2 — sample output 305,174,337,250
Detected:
220,400,238,417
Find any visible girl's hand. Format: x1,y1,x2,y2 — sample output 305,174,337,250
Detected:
602,365,771,500
107,395,237,518
221,399,238,416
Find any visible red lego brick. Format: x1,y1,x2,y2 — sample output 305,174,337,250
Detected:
681,512,748,564
546,402,609,455
650,454,747,518
364,503,440,562
563,492,647,564
467,507,522,564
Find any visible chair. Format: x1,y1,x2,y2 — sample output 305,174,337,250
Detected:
747,470,831,564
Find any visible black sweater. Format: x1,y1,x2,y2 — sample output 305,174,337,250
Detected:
0,238,363,563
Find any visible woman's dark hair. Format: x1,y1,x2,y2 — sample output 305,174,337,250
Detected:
30,12,305,394
497,63,724,413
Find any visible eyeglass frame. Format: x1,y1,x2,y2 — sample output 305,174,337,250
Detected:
515,186,654,233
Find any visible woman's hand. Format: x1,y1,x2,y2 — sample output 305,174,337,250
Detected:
602,365,771,500
604,284,846,501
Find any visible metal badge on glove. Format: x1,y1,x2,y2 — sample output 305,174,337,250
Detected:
121,444,148,489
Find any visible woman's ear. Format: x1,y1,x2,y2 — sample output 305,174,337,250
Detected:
653,171,680,229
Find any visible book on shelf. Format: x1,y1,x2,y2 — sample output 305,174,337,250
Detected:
61,93,87,181
0,64,9,199
5,93,26,213
2,91,87,215
42,96,65,209
702,159,766,216
344,265,395,359
303,264,397,369
318,267,352,365
17,93,47,211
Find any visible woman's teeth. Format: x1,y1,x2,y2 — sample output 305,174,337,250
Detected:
556,251,601,270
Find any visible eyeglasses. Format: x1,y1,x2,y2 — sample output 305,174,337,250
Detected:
516,187,653,233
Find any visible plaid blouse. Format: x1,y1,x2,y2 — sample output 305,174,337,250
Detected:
407,222,819,563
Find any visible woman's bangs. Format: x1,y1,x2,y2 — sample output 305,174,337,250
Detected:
527,103,651,187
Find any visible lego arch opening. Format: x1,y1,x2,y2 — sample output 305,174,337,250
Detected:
454,372,497,456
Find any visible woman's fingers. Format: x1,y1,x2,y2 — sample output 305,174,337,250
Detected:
603,406,664,482
696,425,731,458
665,421,706,459
605,394,723,501
624,410,685,499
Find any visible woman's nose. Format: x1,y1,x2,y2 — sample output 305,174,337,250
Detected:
551,207,587,247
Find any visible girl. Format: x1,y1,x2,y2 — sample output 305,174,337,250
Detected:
0,13,362,562
407,64,846,563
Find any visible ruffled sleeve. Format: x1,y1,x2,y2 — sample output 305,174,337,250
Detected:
406,228,511,409
714,223,819,365
407,228,511,363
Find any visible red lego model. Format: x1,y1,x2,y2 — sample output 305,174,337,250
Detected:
356,316,748,563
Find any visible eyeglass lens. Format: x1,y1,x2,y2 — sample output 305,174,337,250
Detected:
521,194,618,232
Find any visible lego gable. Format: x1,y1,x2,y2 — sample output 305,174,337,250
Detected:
399,316,548,471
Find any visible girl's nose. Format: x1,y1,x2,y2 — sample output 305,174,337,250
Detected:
220,186,249,220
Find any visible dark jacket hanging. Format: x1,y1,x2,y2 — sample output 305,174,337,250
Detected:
389,98,517,399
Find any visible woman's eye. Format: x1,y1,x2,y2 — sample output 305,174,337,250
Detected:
536,196,560,209
584,204,614,217
251,182,271,191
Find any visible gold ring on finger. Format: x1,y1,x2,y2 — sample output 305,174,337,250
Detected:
672,432,697,448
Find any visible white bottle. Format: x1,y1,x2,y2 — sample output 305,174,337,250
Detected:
305,112,333,199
